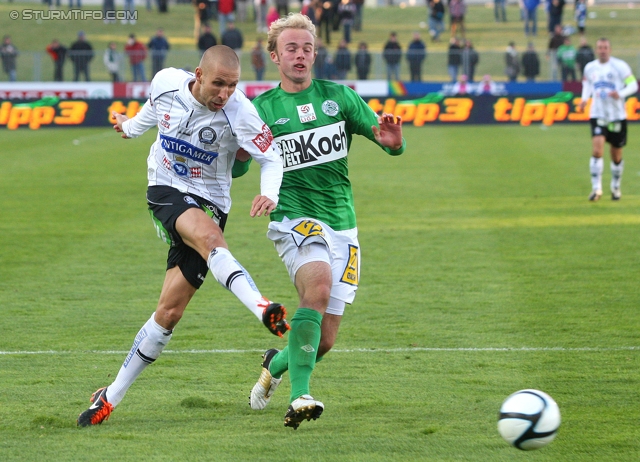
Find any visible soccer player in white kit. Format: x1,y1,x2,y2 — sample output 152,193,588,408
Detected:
579,38,638,201
78,46,289,427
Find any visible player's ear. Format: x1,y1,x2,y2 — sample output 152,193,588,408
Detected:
270,51,279,65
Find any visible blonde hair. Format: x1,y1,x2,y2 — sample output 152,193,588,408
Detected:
266,13,317,54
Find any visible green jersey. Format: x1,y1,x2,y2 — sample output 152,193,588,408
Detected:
252,79,403,231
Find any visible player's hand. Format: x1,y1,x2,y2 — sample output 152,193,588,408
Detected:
235,148,251,161
578,101,587,112
250,195,276,217
609,90,620,100
372,113,403,151
112,111,130,139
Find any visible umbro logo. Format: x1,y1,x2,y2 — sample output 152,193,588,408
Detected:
274,118,290,125
301,344,315,353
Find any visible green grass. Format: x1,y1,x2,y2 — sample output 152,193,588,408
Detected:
1,124,640,460
1,2,639,81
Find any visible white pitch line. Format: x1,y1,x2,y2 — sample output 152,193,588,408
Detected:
1,346,639,355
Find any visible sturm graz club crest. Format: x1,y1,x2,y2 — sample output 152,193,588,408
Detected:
322,100,339,117
198,127,217,144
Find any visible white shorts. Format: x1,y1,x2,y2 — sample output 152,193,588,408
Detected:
267,217,360,315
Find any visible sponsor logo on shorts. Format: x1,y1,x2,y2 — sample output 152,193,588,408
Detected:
297,103,317,123
274,121,348,171
184,196,198,206
292,220,325,238
321,100,339,116
340,244,359,287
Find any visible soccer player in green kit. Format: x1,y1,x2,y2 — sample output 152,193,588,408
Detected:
245,13,406,429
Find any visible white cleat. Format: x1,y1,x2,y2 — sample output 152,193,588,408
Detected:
588,189,602,202
611,189,621,201
249,349,282,410
284,395,324,430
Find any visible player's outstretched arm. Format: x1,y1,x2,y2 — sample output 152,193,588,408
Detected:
250,195,277,217
372,113,404,152
112,111,130,139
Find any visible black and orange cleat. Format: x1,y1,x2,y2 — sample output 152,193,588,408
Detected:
260,300,290,337
284,395,324,430
77,387,114,427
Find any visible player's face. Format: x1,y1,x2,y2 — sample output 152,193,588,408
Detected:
596,40,611,63
195,63,240,111
272,28,316,86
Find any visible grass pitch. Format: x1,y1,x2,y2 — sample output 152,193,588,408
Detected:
1,124,639,461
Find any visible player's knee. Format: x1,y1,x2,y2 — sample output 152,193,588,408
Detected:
155,306,184,330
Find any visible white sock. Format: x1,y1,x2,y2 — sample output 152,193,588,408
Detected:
590,156,603,191
207,247,265,320
610,159,624,191
106,313,172,407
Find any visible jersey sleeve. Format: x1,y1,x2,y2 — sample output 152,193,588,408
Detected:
615,59,638,98
343,85,405,156
121,98,157,138
234,99,283,204
580,62,593,102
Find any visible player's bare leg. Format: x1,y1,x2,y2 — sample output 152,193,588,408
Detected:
177,208,289,336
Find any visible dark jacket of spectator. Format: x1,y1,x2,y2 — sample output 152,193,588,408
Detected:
522,49,540,79
354,43,371,80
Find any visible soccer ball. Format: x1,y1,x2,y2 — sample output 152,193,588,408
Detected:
497,389,561,451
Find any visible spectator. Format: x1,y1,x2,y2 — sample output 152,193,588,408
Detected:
337,0,356,44
68,31,94,82
46,39,66,82
449,0,466,40
0,35,18,82
194,0,212,40
124,33,147,82
317,0,334,45
255,0,269,34
221,21,244,58
103,0,117,23
236,0,248,23
428,0,445,42
266,6,280,31
251,38,266,81
197,24,217,55
147,28,170,78
451,73,469,95
556,36,576,82
494,0,506,22
275,0,288,16
324,54,338,80
548,0,565,35
521,42,540,82
354,41,371,80
523,0,540,37
547,24,564,80
447,37,462,83
315,37,329,79
123,0,137,25
575,0,587,36
334,40,352,80
461,39,479,82
406,32,427,82
103,41,123,82
505,41,519,82
478,74,500,95
218,0,235,36
353,0,364,31
575,36,594,79
382,31,402,81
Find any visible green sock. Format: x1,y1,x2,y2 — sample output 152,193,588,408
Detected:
287,308,322,403
269,343,326,380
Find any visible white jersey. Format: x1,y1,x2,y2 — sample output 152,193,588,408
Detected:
581,57,637,123
121,67,282,213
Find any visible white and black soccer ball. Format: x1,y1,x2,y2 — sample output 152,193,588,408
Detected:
497,389,561,451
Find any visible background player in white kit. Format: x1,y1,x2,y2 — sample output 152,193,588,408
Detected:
78,46,289,427
579,38,638,201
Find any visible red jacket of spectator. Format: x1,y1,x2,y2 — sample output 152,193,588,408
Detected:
125,41,147,65
218,0,235,15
